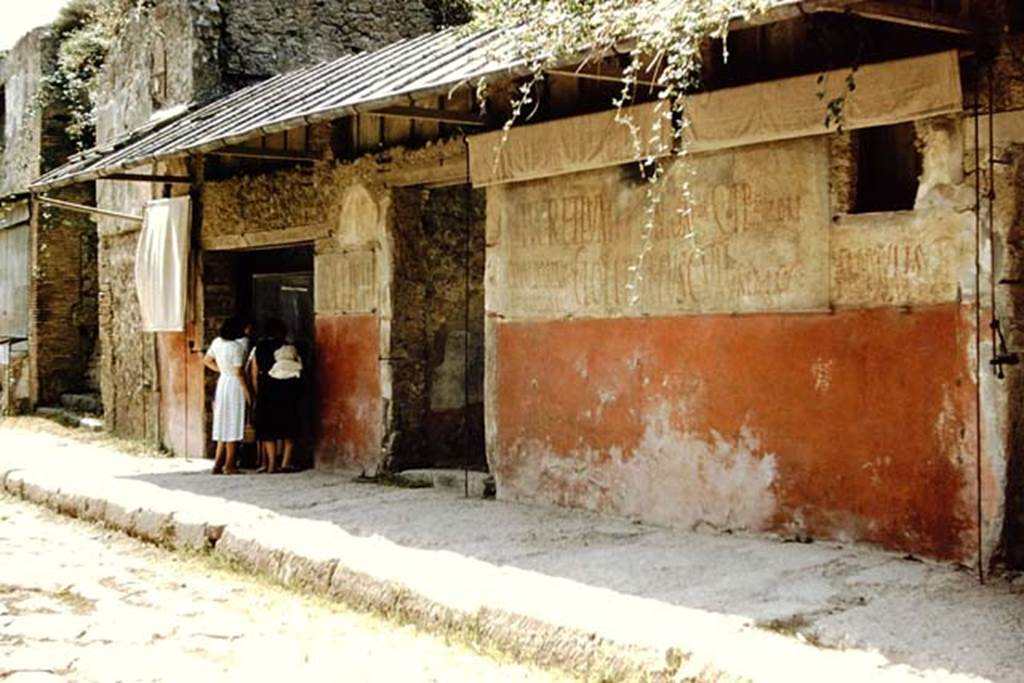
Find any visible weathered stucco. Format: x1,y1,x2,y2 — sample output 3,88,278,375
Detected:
494,306,978,561
484,113,1012,565
202,142,477,471
487,138,831,320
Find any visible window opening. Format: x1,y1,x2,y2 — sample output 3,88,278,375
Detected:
852,122,921,213
150,38,168,107
0,86,6,153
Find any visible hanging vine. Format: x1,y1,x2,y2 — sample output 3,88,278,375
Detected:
43,0,153,148
466,0,787,305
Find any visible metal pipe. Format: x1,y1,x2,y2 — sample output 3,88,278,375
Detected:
973,76,985,584
34,195,144,223
463,134,472,499
988,70,999,370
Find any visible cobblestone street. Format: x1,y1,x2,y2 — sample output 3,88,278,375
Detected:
0,495,565,682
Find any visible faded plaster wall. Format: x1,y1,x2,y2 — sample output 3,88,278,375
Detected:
485,122,1005,565
201,140,480,472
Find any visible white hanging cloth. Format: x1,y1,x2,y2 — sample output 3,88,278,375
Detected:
135,196,191,332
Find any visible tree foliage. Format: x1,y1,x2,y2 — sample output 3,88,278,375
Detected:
45,0,151,147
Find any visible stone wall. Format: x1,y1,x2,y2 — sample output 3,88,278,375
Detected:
216,0,437,90
0,26,99,406
201,141,482,472
388,185,485,470
204,161,391,471
0,28,45,197
93,0,447,443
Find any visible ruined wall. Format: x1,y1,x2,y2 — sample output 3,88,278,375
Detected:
388,186,486,470
0,27,100,406
30,182,98,404
0,28,45,197
216,0,437,90
983,33,1024,568
484,120,1003,564
93,0,447,443
93,1,212,439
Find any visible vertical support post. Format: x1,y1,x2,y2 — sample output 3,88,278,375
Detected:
26,193,38,411
186,154,206,459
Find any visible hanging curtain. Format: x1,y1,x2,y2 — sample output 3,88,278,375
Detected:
135,196,190,332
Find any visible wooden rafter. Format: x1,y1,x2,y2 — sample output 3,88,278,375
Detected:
739,0,975,34
104,173,192,184
206,146,320,162
369,106,486,127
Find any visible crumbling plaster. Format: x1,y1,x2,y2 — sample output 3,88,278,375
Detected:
483,106,1019,565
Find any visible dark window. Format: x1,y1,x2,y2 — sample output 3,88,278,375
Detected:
0,86,6,152
852,122,921,213
150,39,168,107
1011,2,1024,33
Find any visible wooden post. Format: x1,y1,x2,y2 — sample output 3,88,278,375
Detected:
186,154,205,459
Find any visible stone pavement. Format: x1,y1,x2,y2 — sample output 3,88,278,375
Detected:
1,417,1022,682
0,496,567,683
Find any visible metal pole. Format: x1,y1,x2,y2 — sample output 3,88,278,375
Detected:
973,76,985,584
35,195,144,223
463,135,472,499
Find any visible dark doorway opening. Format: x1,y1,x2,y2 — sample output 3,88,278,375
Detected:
236,244,316,468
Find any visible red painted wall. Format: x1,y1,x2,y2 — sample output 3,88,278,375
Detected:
315,315,382,471
158,330,205,458
494,305,978,562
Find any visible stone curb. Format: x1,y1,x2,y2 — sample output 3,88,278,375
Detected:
0,466,972,683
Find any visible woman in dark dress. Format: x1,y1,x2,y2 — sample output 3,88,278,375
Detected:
247,318,302,473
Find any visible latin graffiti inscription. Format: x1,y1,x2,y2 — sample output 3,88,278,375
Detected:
494,137,828,318
831,219,963,307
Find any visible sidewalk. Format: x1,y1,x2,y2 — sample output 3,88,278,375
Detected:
1,417,1022,682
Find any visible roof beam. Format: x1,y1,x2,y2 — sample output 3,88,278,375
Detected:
104,173,192,184
827,1,975,34
734,0,974,35
546,68,660,88
206,146,320,162
370,106,486,127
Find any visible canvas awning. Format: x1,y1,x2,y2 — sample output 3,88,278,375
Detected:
469,50,963,186
30,1,973,193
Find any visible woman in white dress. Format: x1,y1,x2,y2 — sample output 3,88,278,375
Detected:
203,317,251,474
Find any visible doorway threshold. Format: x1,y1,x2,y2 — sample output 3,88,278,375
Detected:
397,468,492,499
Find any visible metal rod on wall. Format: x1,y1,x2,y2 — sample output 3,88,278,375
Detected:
972,73,985,584
462,134,472,499
34,195,144,223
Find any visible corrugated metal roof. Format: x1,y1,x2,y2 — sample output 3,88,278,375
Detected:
32,27,521,190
